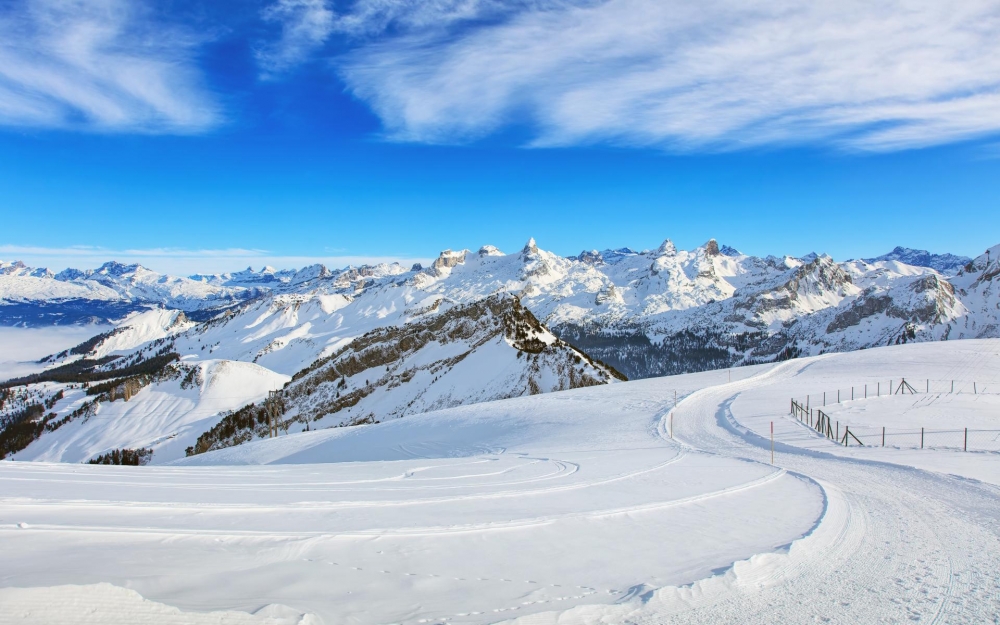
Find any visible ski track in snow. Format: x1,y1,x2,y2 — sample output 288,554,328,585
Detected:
2,341,1000,623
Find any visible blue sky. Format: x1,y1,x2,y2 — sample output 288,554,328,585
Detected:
2,0,1000,274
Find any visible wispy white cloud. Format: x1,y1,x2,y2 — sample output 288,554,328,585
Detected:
257,0,335,77
326,0,1000,151
0,245,429,276
254,0,565,74
0,0,219,132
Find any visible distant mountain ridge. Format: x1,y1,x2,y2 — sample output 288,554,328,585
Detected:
0,243,972,323
4,239,994,375
862,246,971,273
0,259,410,325
3,239,999,465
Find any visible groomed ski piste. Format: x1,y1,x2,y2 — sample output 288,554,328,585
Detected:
2,339,999,624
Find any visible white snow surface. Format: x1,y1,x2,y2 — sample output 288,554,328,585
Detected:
11,359,289,463
89,309,195,359
3,339,1000,623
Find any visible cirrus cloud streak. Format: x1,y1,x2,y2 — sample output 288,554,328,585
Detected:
0,0,219,133
331,0,1000,151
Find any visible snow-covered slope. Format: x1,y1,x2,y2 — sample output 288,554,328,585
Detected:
2,295,620,464
9,359,289,464
4,340,998,624
189,294,621,455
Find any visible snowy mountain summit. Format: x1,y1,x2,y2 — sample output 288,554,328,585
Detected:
1,237,998,465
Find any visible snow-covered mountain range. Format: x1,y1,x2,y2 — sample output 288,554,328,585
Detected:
0,259,410,325
1,239,997,464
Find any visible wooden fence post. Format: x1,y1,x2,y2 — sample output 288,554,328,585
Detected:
921,427,924,449
882,426,885,447
964,428,967,452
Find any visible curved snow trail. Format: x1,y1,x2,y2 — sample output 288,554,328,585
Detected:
512,358,1000,624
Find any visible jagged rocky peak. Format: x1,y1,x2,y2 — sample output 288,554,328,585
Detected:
432,249,468,275
601,248,638,264
719,244,741,256
478,245,504,257
0,261,53,278
291,264,331,283
966,244,1000,284
54,267,87,281
785,255,854,297
865,246,971,274
410,262,423,272
704,239,721,256
0,260,27,275
522,238,540,256
211,292,627,438
576,250,603,265
96,261,143,276
656,239,677,256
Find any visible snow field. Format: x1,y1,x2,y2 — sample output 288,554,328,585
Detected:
0,584,319,625
11,359,290,464
532,346,1000,624
728,339,1000,484
0,364,824,625
2,341,1000,623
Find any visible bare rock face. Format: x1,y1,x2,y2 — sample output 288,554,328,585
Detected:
826,289,893,333
595,284,623,306
431,249,468,276
577,250,604,265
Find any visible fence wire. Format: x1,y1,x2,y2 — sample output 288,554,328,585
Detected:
796,378,998,409
789,398,1000,452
